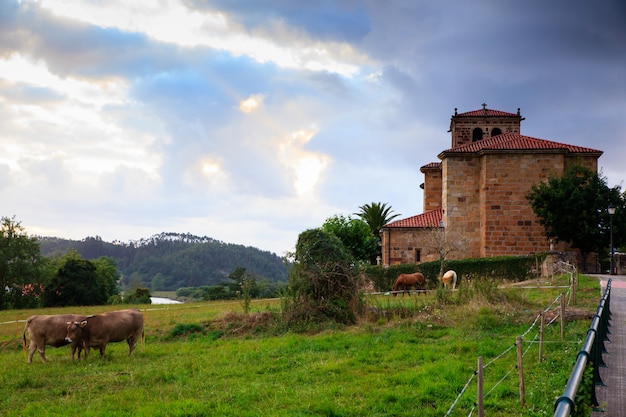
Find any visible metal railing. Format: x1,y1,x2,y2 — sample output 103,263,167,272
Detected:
553,279,611,416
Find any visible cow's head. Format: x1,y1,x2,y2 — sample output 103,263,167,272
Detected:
65,320,87,343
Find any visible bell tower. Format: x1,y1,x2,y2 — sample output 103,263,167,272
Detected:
449,104,525,148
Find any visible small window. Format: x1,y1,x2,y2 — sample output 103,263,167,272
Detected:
472,128,483,142
415,249,421,263
491,127,502,136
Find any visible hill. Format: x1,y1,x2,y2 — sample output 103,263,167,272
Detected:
38,232,289,291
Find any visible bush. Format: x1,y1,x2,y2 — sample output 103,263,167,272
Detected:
282,229,365,327
125,287,152,304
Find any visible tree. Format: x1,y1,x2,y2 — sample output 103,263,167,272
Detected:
526,164,625,272
283,228,364,325
0,216,44,310
354,202,401,263
321,214,378,263
92,256,121,300
421,227,468,280
42,253,120,307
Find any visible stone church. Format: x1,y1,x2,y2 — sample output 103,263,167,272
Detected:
380,104,603,266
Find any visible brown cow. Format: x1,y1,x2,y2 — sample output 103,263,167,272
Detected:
23,314,87,364
65,308,144,359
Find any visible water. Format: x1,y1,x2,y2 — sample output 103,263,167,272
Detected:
150,297,183,305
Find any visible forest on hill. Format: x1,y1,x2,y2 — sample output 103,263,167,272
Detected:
38,232,290,291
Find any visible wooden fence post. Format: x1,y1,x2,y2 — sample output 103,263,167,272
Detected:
516,336,525,406
539,312,544,363
572,275,577,305
477,356,484,417
560,293,566,340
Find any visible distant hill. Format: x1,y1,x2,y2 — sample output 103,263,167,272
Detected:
38,232,290,291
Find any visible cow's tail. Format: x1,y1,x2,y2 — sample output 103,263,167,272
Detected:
141,328,145,352
22,318,31,353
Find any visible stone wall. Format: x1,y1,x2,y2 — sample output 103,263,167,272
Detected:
451,116,522,147
381,228,440,265
420,165,442,212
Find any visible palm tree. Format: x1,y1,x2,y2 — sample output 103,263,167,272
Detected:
355,202,401,264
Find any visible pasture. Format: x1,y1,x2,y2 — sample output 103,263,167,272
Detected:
0,275,600,416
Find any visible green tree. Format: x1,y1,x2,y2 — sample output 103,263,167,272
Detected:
283,228,363,326
321,214,378,263
92,256,120,300
0,216,44,310
125,287,152,304
42,253,119,307
151,273,165,291
354,202,401,263
526,164,625,272
355,202,401,237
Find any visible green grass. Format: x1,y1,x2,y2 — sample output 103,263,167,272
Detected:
0,275,602,416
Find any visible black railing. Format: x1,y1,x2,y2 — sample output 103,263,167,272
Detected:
553,279,611,416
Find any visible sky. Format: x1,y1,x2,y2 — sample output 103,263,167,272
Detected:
1,0,625,256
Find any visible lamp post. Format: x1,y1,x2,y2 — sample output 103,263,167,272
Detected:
609,204,616,275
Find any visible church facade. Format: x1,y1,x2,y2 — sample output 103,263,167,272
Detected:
380,105,603,266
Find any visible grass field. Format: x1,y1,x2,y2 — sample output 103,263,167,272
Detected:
0,275,601,416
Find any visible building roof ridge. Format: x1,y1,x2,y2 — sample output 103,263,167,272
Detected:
440,133,603,155
384,208,443,229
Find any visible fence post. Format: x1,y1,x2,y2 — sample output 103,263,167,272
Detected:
539,312,544,363
560,294,566,340
477,356,484,417
516,336,525,406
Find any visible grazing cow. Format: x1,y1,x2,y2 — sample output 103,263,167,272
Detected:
23,314,87,364
65,309,144,359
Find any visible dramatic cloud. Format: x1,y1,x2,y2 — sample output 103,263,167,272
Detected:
0,0,624,255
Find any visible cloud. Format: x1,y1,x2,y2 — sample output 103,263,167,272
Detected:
239,93,264,114
0,0,624,256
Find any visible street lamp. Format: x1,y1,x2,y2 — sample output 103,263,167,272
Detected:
609,204,616,275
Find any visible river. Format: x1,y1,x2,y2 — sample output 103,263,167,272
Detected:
150,297,183,305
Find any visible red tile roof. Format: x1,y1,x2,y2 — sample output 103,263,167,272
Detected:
439,133,603,156
456,108,519,117
384,208,443,228
420,162,441,171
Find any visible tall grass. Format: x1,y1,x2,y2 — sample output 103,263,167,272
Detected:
0,275,600,416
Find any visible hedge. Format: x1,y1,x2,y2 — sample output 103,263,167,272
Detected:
365,253,546,292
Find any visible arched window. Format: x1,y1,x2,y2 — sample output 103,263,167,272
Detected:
491,127,502,136
472,128,483,142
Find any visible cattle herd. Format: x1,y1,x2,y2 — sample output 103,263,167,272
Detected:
22,308,144,364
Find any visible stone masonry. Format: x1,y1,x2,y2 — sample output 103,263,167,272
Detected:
381,106,603,266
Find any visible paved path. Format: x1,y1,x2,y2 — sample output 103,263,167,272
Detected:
591,275,626,416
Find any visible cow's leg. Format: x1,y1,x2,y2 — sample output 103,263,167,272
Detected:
27,341,38,364
36,343,47,363
128,337,135,356
99,344,106,357
84,344,91,360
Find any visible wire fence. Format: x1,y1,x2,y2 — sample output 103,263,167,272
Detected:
444,283,577,416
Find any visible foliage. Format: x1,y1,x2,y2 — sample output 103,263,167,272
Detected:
228,267,256,315
283,228,364,326
41,253,119,307
527,164,625,271
354,202,401,238
354,202,401,263
0,216,44,310
124,287,152,304
365,254,545,291
321,214,378,263
38,232,289,291
572,362,594,417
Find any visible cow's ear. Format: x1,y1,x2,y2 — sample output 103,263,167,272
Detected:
79,320,88,327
